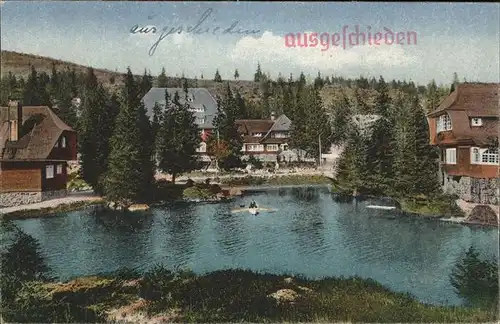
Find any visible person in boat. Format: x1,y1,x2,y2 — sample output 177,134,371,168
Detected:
249,201,258,208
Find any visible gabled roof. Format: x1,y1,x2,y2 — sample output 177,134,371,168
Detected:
141,87,218,129
428,83,499,118
427,83,499,146
0,106,74,161
236,114,292,144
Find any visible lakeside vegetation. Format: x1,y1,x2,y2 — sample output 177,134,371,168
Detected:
1,220,497,323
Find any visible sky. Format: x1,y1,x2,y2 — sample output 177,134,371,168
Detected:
1,1,499,86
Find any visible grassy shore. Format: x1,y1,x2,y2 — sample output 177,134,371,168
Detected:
4,268,496,323
1,200,104,220
220,174,333,186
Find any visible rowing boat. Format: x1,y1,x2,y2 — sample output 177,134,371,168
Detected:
366,205,396,210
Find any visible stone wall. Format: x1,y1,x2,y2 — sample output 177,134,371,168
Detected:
0,189,68,208
0,192,42,207
443,176,499,205
41,189,68,201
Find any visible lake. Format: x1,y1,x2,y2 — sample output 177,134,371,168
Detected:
14,186,497,306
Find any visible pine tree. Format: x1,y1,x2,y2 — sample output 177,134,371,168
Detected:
23,66,42,105
254,62,263,82
234,90,247,119
314,71,324,90
425,80,440,112
210,83,243,170
78,68,116,194
214,69,222,82
139,69,153,98
304,86,332,162
367,76,395,194
234,69,240,80
157,67,168,87
330,90,352,144
104,68,154,204
156,89,200,184
411,94,440,195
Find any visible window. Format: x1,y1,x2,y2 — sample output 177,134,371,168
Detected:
54,140,59,148
247,144,264,152
471,118,482,126
481,149,499,164
272,132,289,138
471,148,481,163
196,118,206,124
281,144,289,151
252,133,263,137
196,142,207,153
61,136,67,148
46,165,54,179
56,164,63,174
266,144,279,151
445,148,456,164
437,114,452,133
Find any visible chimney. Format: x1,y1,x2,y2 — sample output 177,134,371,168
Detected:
8,100,21,141
270,111,276,121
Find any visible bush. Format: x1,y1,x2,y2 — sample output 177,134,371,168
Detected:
182,187,214,200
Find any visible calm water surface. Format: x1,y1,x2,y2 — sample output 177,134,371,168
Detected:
15,186,498,306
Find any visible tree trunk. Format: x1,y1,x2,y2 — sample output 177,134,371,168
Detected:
172,173,176,185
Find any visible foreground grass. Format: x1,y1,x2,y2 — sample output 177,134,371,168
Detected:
5,268,496,323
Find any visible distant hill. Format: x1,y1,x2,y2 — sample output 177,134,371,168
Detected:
0,50,422,111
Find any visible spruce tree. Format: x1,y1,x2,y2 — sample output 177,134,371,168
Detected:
156,90,200,184
157,67,168,87
104,68,154,204
23,66,42,105
314,71,324,90
214,69,222,82
78,68,115,194
254,62,263,82
139,69,153,98
450,72,459,93
211,83,243,170
425,80,440,112
304,86,332,163
234,90,247,119
234,69,240,80
330,90,352,145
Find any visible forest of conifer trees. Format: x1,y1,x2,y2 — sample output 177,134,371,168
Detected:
0,62,455,203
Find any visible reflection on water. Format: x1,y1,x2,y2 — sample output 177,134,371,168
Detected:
14,187,497,306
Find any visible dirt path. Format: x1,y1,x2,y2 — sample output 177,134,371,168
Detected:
0,191,103,215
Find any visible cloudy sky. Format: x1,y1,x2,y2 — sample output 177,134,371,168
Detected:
1,1,499,85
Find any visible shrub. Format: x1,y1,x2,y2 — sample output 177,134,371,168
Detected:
182,187,214,200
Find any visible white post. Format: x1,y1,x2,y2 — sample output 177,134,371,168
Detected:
215,130,220,173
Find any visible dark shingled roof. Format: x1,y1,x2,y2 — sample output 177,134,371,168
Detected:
427,83,499,146
0,106,74,160
141,87,218,129
236,114,292,144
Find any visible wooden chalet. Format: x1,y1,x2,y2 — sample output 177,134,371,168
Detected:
426,83,499,204
236,113,292,162
0,101,77,207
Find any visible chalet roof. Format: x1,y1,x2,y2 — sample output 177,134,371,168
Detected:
141,87,218,129
427,83,499,146
0,106,74,161
428,83,499,117
235,119,274,134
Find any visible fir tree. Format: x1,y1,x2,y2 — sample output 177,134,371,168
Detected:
78,68,115,194
314,71,324,89
156,90,200,184
214,69,222,82
254,62,263,82
330,90,352,144
425,80,440,112
104,68,154,204
157,67,168,87
139,69,153,98
235,90,247,119
210,83,243,170
234,69,240,80
23,66,42,105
